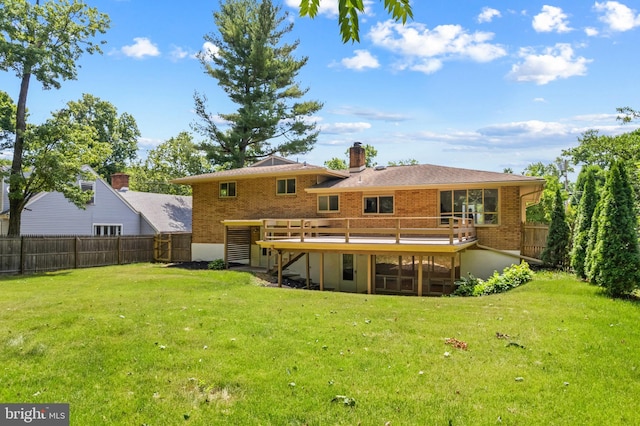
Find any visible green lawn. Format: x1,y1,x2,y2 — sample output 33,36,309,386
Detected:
1,264,638,425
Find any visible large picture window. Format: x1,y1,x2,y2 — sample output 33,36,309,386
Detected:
318,195,339,212
219,182,236,198
440,189,498,225
364,195,394,214
276,178,296,195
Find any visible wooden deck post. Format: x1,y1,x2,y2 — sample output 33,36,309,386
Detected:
449,218,454,244
277,250,283,288
367,254,372,294
319,252,324,291
417,255,423,297
306,252,310,289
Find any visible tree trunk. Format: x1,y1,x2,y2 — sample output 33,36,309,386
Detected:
7,72,32,237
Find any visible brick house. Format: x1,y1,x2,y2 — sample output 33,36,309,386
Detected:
173,144,544,296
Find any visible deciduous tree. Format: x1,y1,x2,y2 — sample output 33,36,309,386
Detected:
194,0,322,170
55,94,139,181
0,0,110,236
298,0,413,43
128,132,213,196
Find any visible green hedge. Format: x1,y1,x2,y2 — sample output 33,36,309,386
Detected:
453,262,533,297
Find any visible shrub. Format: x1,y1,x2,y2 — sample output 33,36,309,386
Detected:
208,259,226,270
453,262,533,297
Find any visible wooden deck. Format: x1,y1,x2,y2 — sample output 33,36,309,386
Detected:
258,217,476,253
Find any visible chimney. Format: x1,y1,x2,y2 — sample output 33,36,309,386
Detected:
111,173,130,191
349,142,366,173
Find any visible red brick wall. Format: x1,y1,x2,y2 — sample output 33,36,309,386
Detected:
192,177,522,250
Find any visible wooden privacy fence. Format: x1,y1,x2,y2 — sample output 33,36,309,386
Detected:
0,233,191,275
521,222,549,259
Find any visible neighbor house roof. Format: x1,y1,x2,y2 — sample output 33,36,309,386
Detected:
307,164,545,192
118,190,192,233
172,159,349,184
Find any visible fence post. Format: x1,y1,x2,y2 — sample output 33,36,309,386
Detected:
20,236,25,274
75,237,79,269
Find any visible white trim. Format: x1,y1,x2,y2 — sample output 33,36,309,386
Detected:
93,223,123,236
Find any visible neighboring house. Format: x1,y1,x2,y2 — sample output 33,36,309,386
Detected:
173,144,545,296
0,166,191,236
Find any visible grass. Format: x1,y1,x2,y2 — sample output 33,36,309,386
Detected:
1,264,639,425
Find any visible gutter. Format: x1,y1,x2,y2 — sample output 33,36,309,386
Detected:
476,244,543,265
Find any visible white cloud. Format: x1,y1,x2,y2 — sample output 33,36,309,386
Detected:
368,21,507,74
533,97,547,103
478,7,501,23
169,46,189,61
584,27,599,36
508,43,591,85
200,42,220,61
319,122,372,134
532,5,572,33
594,1,640,32
341,50,380,70
121,37,160,59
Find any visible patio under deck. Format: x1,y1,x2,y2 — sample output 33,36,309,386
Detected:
250,217,477,294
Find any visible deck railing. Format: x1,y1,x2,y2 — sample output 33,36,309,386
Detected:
262,217,476,245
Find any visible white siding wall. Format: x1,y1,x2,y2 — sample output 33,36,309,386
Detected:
20,179,145,235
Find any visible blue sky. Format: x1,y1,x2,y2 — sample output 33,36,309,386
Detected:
2,0,640,174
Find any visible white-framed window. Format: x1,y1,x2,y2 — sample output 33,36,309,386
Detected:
219,181,236,198
93,224,122,236
276,178,296,195
80,181,95,204
363,195,394,214
318,195,339,212
439,188,499,225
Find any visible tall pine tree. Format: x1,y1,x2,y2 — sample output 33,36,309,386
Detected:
588,161,640,296
194,0,323,169
570,167,600,279
541,188,570,268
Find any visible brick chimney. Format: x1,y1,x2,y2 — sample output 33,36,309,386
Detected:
349,142,366,173
111,173,129,191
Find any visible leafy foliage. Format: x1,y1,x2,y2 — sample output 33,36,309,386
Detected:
1,0,110,236
453,262,533,297
570,167,601,279
587,161,640,297
541,189,570,268
298,0,413,43
194,0,322,169
208,259,226,270
523,161,570,224
54,94,140,180
128,132,213,196
16,107,111,208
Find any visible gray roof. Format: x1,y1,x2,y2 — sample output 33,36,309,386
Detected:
309,164,545,191
172,161,348,184
119,190,192,233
